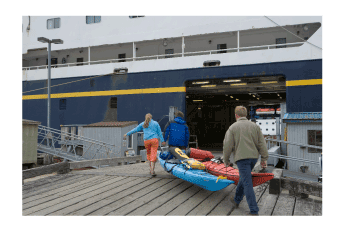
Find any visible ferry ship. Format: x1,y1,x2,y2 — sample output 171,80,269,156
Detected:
22,16,322,149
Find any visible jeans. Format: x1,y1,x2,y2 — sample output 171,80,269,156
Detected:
234,158,259,215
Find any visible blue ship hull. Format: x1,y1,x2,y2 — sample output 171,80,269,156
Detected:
22,59,322,130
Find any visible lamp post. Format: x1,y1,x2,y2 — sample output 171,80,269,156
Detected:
37,37,63,145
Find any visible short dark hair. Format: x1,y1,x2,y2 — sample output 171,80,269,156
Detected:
175,111,184,118
235,106,247,117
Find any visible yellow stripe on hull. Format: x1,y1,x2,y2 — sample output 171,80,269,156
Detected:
22,87,186,100
286,79,322,87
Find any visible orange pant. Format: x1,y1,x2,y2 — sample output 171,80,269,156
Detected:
144,138,159,162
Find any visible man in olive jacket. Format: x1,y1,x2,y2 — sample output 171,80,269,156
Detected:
223,106,268,216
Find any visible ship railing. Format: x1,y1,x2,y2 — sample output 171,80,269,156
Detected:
22,42,304,71
37,125,121,164
264,136,322,176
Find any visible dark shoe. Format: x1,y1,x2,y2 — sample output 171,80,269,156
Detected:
245,212,259,216
151,171,157,177
230,196,239,209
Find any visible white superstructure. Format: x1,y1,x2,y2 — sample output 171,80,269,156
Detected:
22,16,322,81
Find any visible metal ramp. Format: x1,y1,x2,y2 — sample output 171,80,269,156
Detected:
37,125,121,166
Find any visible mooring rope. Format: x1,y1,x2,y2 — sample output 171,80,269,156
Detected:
22,72,115,94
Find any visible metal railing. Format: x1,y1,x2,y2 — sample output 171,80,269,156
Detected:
22,42,304,71
265,136,322,175
37,125,121,163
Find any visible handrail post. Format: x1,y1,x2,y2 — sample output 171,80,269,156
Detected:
88,46,91,65
182,35,185,57
133,42,136,61
237,31,240,52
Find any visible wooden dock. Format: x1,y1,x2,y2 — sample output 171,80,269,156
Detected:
22,158,322,216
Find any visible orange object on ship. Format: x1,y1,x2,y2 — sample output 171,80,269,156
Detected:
256,108,275,114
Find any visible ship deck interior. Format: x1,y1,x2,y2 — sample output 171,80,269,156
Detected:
185,75,286,149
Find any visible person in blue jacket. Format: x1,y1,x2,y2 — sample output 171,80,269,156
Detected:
164,111,190,149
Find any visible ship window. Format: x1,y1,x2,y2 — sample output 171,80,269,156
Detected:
276,38,286,48
86,16,101,24
90,79,95,87
77,58,84,66
46,58,58,68
129,16,145,19
110,97,117,109
308,130,322,153
118,54,126,62
59,99,67,110
47,18,60,29
217,44,227,54
165,49,174,58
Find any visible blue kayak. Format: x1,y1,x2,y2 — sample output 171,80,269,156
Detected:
158,153,234,191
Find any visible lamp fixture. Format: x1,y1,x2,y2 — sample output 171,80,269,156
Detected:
231,83,247,86
192,81,209,85
224,79,241,83
201,85,216,88
198,108,201,110
209,40,212,44
193,100,203,102
261,81,278,84
303,25,309,31
230,96,233,98
252,95,256,97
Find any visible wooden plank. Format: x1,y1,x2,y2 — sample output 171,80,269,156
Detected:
148,185,202,216
69,156,142,169
34,177,140,216
259,194,279,216
22,175,92,199
84,178,172,216
281,177,322,198
22,175,108,205
71,171,176,179
187,186,233,216
272,192,296,216
230,183,267,216
23,162,70,180
52,177,154,216
207,184,237,216
166,189,213,216
313,199,322,216
108,179,184,216
269,169,283,195
256,184,273,215
293,197,315,216
22,176,113,211
128,181,194,216
23,174,76,191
